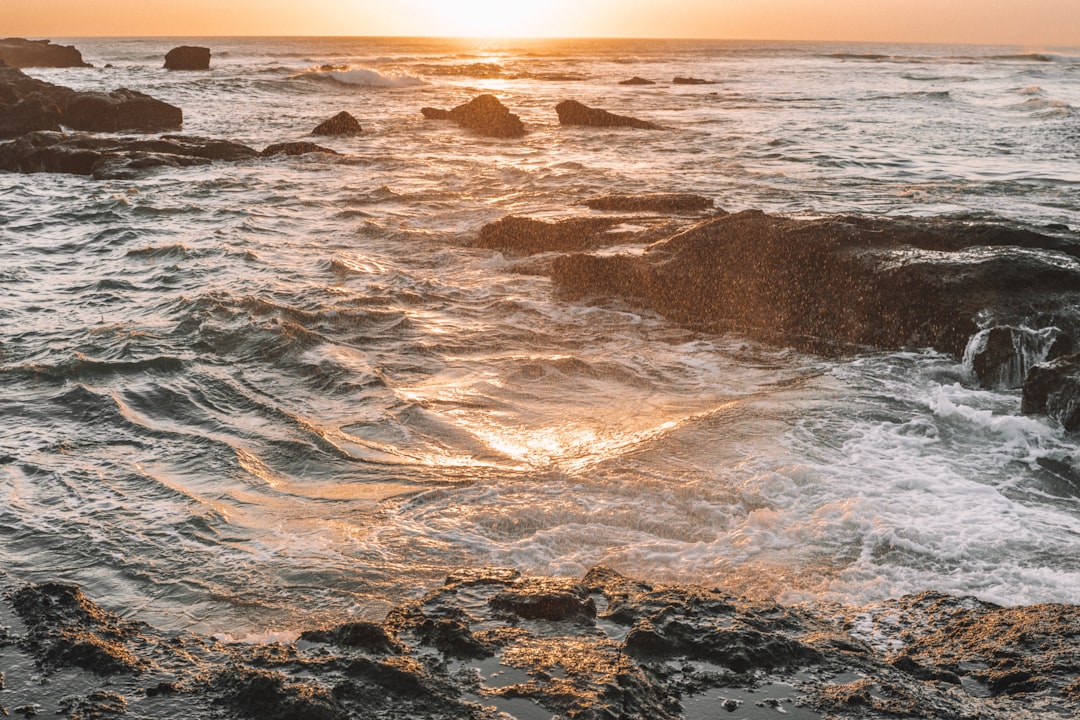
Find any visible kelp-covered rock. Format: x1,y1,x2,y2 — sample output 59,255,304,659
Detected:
0,38,91,68
2,569,1079,719
421,94,525,138
555,99,664,129
0,66,181,139
551,210,1080,356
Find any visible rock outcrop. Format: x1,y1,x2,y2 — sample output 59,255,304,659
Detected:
619,76,656,85
164,46,211,70
548,210,1080,356
0,131,259,179
1022,354,1080,430
2,568,1077,720
312,111,362,136
555,99,663,130
421,94,525,138
0,66,181,138
0,38,91,68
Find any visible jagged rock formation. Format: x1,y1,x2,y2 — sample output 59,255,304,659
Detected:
421,94,525,138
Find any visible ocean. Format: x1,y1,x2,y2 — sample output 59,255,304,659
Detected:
1,36,1079,640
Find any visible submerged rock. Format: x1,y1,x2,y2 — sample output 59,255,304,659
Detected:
164,46,211,70
311,111,362,136
550,210,1080,356
672,76,714,85
261,141,338,156
619,76,656,85
421,94,525,138
555,99,664,129
0,66,181,139
583,192,715,213
0,38,91,68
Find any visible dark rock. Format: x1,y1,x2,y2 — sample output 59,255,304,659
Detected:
1022,354,1080,430
0,38,91,68
0,66,181,139
619,76,656,85
0,131,258,179
673,76,714,85
311,111,362,136
261,141,339,157
965,325,1071,389
551,210,1080,356
473,215,626,255
584,192,715,213
62,88,184,132
215,666,344,720
299,621,402,654
164,46,211,71
489,587,596,622
421,94,525,138
555,99,664,129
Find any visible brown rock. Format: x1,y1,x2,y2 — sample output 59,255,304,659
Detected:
261,141,338,156
584,193,714,213
312,111,362,136
0,38,91,68
555,99,663,130
619,76,656,85
420,94,525,138
164,46,211,70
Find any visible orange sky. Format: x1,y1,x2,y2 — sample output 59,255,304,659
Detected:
6,0,1080,45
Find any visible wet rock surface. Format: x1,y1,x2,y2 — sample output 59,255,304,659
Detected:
1022,354,1080,430
421,94,526,138
2,568,1077,720
0,66,181,139
555,99,664,129
583,192,715,213
0,38,91,68
0,131,259,179
546,209,1080,356
619,76,656,85
260,141,339,157
473,214,685,257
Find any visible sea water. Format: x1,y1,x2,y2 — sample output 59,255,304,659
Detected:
1,37,1079,636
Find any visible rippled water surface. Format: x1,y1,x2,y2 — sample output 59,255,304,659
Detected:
2,37,1079,636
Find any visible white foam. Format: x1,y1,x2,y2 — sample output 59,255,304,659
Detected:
305,67,427,88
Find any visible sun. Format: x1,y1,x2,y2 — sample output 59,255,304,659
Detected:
427,0,557,38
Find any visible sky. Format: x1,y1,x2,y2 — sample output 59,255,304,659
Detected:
5,0,1080,46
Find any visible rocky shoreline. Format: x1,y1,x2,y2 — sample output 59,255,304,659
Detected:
1,567,1077,719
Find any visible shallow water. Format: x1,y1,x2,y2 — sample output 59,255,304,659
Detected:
2,37,1079,637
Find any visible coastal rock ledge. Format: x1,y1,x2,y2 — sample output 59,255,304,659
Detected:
1,568,1076,719
0,38,91,68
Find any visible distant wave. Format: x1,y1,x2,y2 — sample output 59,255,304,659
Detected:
868,90,952,102
830,51,1078,65
291,65,426,88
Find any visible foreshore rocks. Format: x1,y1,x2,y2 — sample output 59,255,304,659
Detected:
556,99,664,129
164,46,211,70
0,38,91,68
261,141,338,157
421,94,525,138
584,192,714,213
544,209,1080,357
2,567,1077,720
0,66,181,138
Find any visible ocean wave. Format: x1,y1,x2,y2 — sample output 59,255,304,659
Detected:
291,66,426,88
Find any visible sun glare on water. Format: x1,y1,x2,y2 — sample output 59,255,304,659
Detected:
426,0,558,38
